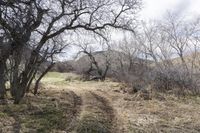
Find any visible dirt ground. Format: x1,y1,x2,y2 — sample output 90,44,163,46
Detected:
1,72,200,133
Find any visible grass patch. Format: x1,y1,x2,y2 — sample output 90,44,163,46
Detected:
22,104,67,133
41,72,82,85
45,72,66,78
76,92,114,133
65,74,82,82
0,104,29,119
0,111,8,118
0,102,69,133
0,89,80,133
76,113,110,133
42,72,66,84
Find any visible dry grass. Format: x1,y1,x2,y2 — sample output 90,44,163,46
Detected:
102,88,200,133
42,72,200,132
1,72,200,133
0,86,82,133
76,92,115,133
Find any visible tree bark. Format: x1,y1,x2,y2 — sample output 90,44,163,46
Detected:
34,63,55,95
0,60,6,99
0,42,12,99
10,46,24,104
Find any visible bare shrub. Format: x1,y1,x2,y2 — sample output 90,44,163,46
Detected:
151,68,200,96
52,61,75,73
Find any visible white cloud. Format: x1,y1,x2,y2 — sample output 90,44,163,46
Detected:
140,0,200,21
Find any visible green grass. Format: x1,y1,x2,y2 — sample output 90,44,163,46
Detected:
41,72,66,83
22,104,67,133
0,111,8,118
41,72,82,85
0,102,68,133
45,72,66,78
76,113,111,133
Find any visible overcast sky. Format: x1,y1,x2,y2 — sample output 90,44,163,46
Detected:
64,0,200,60
140,0,200,21
112,0,200,41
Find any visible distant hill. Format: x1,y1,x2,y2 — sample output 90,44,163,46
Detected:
51,60,76,72
167,52,200,72
52,50,154,75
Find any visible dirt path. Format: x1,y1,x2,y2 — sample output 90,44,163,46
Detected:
62,81,200,133
49,81,126,133
42,76,200,133
64,91,82,132
67,87,119,133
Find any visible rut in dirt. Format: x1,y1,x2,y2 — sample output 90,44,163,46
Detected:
75,91,118,133
64,91,82,132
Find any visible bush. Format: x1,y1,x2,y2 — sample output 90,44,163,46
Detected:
151,68,200,95
51,61,75,73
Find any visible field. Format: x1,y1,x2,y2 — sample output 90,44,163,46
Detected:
0,72,200,133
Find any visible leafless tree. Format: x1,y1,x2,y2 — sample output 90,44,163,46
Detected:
158,14,200,74
117,35,140,71
139,14,200,95
160,14,190,72
75,40,111,81
0,0,141,103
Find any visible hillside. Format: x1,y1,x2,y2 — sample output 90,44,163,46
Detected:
52,50,154,73
171,52,200,69
1,72,200,133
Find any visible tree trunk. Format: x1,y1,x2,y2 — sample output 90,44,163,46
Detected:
13,84,23,104
0,60,6,99
101,63,110,81
34,63,55,95
10,46,24,104
11,79,25,104
0,42,11,99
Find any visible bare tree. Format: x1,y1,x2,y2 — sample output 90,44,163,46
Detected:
117,35,140,71
0,0,141,103
160,14,190,72
159,14,200,74
138,14,200,95
75,41,111,81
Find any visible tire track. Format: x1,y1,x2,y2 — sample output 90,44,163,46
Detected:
75,91,117,133
59,90,82,133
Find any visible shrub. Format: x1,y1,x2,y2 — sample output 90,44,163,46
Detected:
151,68,200,95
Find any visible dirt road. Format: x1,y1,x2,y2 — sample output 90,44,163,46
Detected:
1,72,200,133
44,78,200,133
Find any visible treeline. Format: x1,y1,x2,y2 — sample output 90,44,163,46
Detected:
62,14,200,96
